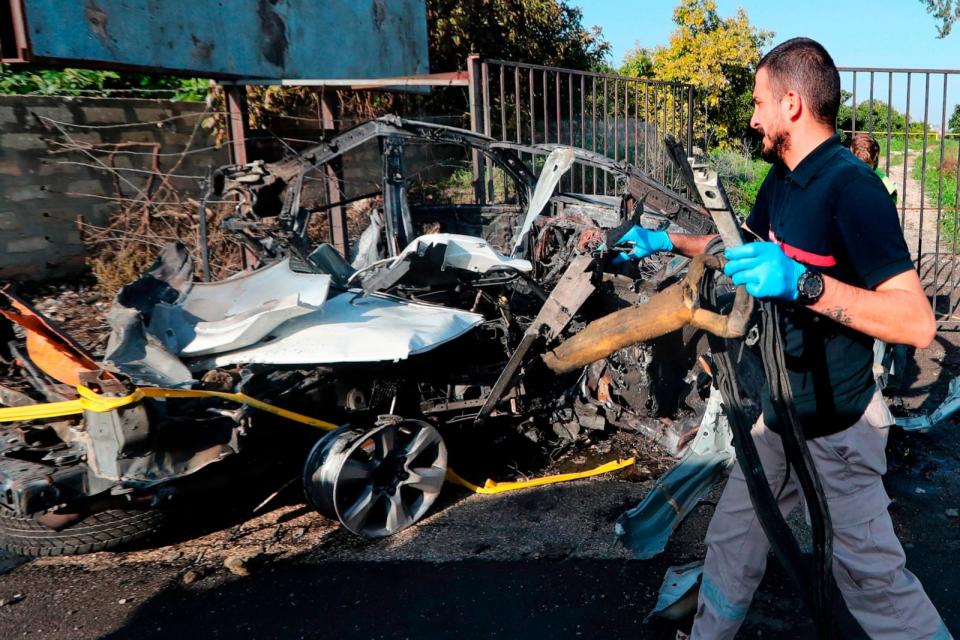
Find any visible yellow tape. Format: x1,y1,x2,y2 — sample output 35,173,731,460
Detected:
0,385,338,431
0,386,630,495
445,457,635,494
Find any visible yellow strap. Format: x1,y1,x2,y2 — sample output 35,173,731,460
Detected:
0,385,338,431
0,386,630,495
445,457,635,494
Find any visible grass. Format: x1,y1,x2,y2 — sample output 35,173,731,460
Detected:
911,139,960,245
708,148,770,218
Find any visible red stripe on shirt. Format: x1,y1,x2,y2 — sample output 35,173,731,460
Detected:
768,230,837,267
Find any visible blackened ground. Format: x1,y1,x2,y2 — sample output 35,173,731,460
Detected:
0,335,958,638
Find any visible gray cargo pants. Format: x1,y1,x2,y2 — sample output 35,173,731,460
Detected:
690,389,951,639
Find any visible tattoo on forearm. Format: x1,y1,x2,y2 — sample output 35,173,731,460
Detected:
823,307,852,325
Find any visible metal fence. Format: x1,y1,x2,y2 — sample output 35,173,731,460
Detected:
467,56,697,203
838,66,960,328
466,60,960,326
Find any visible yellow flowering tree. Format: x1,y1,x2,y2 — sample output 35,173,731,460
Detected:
622,0,772,146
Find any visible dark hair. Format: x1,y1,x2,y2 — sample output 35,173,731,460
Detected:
843,133,880,169
758,38,840,126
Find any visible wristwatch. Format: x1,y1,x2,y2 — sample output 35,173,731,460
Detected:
796,270,825,305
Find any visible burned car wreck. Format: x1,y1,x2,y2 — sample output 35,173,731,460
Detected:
0,116,752,556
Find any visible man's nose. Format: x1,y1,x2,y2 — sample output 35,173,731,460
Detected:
750,111,761,131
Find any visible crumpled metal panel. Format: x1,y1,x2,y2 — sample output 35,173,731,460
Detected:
615,387,735,559
17,1,428,80
104,244,197,388
188,291,484,369
897,374,960,431
394,233,532,274
512,147,576,255
150,259,331,357
646,561,704,623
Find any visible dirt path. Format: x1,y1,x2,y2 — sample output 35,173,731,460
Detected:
886,148,942,261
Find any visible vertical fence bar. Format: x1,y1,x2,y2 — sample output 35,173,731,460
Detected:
901,72,912,229
868,71,875,132
580,74,586,192
528,67,535,148
917,74,931,280
482,62,494,200
634,81,641,166
652,84,659,180
603,77,609,194
686,86,695,154
514,66,521,145
886,72,893,174
624,77,630,166
568,72,575,191
951,139,960,320
851,71,857,134
467,54,485,204
643,82,650,174
497,64,508,200
592,76,597,194
542,69,549,150
499,64,506,141
555,70,562,145
614,77,620,165
933,74,948,318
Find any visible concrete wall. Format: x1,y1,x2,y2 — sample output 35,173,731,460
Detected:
0,95,227,281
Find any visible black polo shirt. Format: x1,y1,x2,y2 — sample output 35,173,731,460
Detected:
745,134,914,438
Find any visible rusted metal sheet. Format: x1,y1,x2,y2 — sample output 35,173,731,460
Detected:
4,0,428,80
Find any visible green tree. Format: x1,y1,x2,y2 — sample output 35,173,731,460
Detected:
836,93,907,135
428,0,610,72
950,103,960,134
921,0,959,37
620,45,654,78
621,0,772,146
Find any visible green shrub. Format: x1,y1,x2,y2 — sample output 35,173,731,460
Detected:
708,147,770,218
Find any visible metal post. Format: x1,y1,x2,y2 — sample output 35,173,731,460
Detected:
482,61,493,200
224,84,249,165
467,53,486,205
321,94,348,257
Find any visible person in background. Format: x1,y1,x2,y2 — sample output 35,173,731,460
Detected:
845,132,898,202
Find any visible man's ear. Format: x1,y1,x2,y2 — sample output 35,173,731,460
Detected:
781,90,802,122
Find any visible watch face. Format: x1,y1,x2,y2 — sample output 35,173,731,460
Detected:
800,272,824,303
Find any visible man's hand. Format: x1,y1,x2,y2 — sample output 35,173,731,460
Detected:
606,225,673,264
723,242,807,300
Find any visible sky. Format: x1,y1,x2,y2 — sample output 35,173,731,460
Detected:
576,0,960,126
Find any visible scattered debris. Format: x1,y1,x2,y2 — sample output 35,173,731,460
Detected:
0,593,24,607
181,569,201,585
646,561,704,623
224,551,261,577
615,386,741,559
897,375,960,431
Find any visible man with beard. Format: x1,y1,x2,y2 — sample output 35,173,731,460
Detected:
611,38,949,639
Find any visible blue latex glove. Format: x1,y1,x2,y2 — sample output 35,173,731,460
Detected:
605,225,673,265
723,242,807,301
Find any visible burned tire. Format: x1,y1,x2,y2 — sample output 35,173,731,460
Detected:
0,508,165,557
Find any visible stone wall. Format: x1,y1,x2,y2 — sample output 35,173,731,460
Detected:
0,96,227,281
